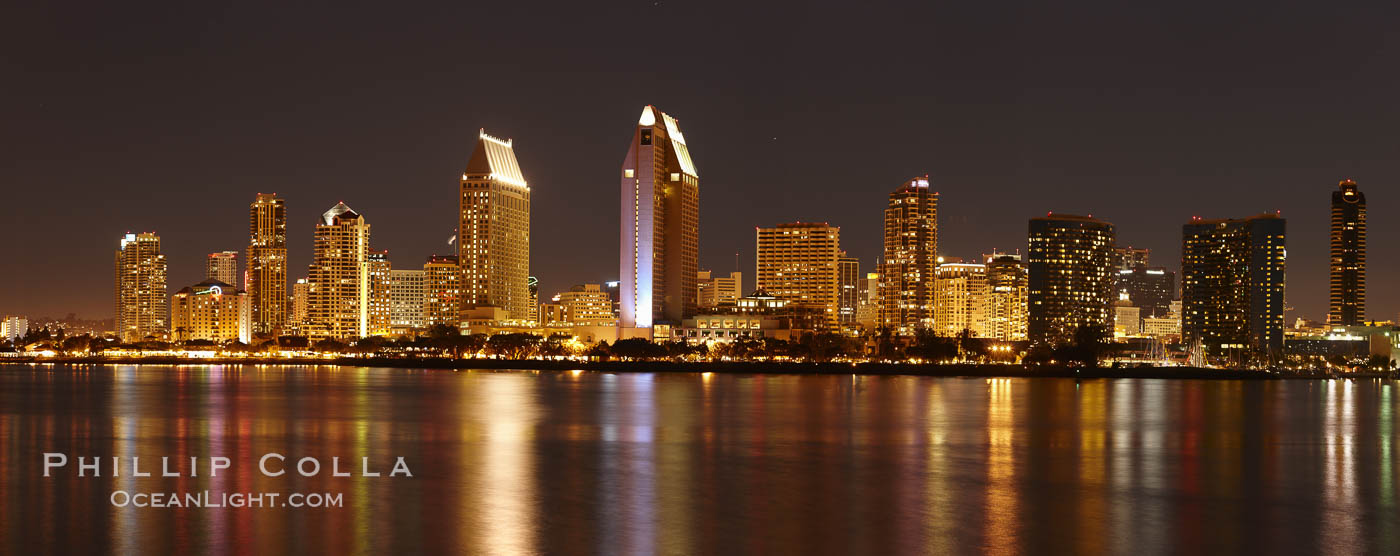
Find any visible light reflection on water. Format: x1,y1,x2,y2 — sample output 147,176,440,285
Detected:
1,365,1398,555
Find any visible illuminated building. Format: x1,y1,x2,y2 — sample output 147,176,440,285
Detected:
1027,214,1116,345
1141,315,1181,340
171,279,250,343
1117,266,1175,318
985,253,1028,341
934,261,989,337
367,250,392,336
527,276,539,324
389,269,426,333
838,257,860,331
1181,214,1286,355
619,105,700,330
114,232,168,342
206,251,238,286
697,270,743,309
856,272,880,330
879,177,938,335
1113,246,1150,270
248,193,288,334
459,130,531,322
556,284,616,325
1113,298,1140,338
539,303,567,326
1329,179,1366,325
756,222,841,331
305,202,371,340
290,278,310,329
1,316,28,344
422,255,461,327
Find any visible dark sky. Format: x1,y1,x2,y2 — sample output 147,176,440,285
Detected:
3,1,1398,323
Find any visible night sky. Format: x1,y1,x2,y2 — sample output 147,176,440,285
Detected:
3,1,1397,323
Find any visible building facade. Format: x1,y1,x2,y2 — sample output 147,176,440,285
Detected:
934,262,989,337
171,279,251,344
1,316,28,344
1114,246,1150,271
290,278,310,330
697,270,743,309
619,105,700,329
556,284,617,326
1027,214,1116,345
206,251,238,286
248,193,288,335
837,257,860,332
1329,179,1366,325
305,203,371,340
423,255,461,328
114,232,168,342
879,177,939,335
459,130,531,322
1181,214,1287,356
389,269,426,333
985,254,1028,341
1118,266,1175,318
755,222,842,331
367,250,392,336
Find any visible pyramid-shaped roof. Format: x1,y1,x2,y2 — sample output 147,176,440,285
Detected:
321,202,361,225
464,129,527,187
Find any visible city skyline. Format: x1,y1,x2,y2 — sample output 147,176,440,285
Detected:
4,2,1399,322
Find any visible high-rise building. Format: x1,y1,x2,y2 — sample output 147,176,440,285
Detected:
389,269,426,333
1329,179,1366,325
527,276,540,325
305,202,371,340
1027,214,1116,345
459,130,531,321
698,270,743,309
367,250,392,336
934,262,989,337
1113,246,1150,271
290,278,310,329
114,232,168,342
1182,214,1286,356
1117,266,1175,318
985,253,1028,341
1,316,29,344
171,279,251,344
856,272,880,331
206,251,238,286
619,105,700,329
756,222,842,330
838,257,860,331
878,177,939,335
423,255,461,328
556,284,617,326
248,193,288,335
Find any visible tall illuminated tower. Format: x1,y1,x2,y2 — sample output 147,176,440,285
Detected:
1329,179,1365,325
1182,214,1286,356
755,222,841,330
305,202,371,340
114,232,168,342
459,130,531,322
206,251,238,286
878,176,938,335
619,105,699,329
248,193,288,334
1027,214,1116,345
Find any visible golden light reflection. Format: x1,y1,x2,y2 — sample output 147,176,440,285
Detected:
984,378,1017,554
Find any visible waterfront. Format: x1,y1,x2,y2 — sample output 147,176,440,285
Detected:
2,365,1397,554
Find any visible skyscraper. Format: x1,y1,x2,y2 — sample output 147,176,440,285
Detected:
756,222,842,330
389,269,426,333
1113,246,1150,271
838,257,860,331
1182,214,1286,356
305,202,371,340
367,250,392,336
985,253,1028,341
114,232,168,342
1329,179,1366,325
206,251,238,286
619,105,700,330
248,193,288,335
1027,214,1116,344
697,270,743,309
171,279,250,343
290,278,310,330
1117,266,1175,318
423,255,461,328
878,177,938,336
459,130,531,322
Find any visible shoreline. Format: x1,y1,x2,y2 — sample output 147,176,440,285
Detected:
2,356,1392,380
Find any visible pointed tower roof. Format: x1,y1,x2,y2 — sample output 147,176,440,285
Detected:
321,202,360,225
636,105,698,179
464,129,527,188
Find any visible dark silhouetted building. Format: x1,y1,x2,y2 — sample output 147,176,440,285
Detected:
1181,214,1286,356
1118,266,1175,318
1027,214,1116,345
1329,179,1366,325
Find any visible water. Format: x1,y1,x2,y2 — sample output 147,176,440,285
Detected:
1,364,1396,555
